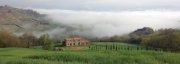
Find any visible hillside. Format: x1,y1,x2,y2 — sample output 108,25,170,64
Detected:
0,5,87,38
0,5,52,33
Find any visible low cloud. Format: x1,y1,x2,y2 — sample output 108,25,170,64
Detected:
34,9,180,38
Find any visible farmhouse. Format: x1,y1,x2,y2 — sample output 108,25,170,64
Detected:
63,36,90,46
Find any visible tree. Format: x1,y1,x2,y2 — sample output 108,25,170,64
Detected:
19,32,38,48
141,29,180,51
129,27,154,44
0,31,22,47
39,34,54,50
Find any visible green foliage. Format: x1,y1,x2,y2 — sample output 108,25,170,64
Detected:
89,42,146,51
39,34,54,50
0,47,180,64
141,29,180,51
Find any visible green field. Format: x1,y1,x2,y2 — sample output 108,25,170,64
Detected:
0,42,180,64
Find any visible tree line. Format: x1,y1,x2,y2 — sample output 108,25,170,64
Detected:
93,27,180,52
1,27,180,52
141,29,180,52
0,31,54,50
127,27,180,52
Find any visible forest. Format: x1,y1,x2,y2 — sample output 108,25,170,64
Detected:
0,27,180,52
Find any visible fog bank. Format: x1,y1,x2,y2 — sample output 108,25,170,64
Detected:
34,9,180,38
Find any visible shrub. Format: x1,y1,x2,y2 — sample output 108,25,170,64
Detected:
39,34,54,50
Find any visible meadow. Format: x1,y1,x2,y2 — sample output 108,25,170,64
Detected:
0,42,180,64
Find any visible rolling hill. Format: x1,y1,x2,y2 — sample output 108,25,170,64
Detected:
0,5,52,33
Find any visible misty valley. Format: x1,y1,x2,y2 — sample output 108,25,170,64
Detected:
0,4,180,64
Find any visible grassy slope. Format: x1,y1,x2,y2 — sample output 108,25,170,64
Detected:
0,43,180,64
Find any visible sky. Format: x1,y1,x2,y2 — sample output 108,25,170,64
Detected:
1,0,180,11
1,0,180,37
